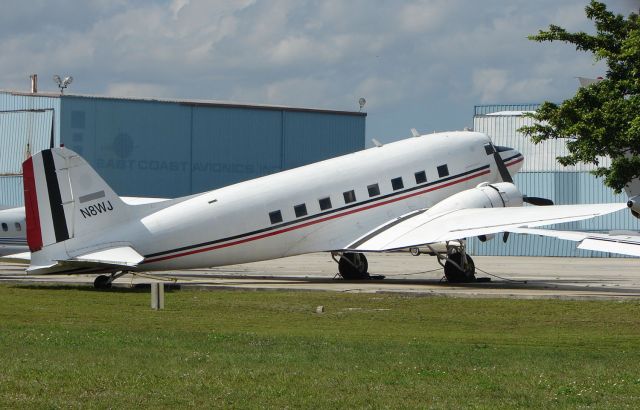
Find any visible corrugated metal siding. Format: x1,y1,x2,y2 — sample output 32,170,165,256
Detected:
0,176,24,207
0,110,53,174
191,107,283,192
61,97,194,197
56,95,365,198
283,111,365,169
474,113,610,172
0,92,61,144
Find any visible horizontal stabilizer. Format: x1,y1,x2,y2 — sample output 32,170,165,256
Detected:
71,246,144,266
346,203,626,251
26,246,144,275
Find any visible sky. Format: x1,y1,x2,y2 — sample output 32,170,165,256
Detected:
1,0,638,144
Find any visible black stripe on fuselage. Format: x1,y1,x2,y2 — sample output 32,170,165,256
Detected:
42,150,70,242
503,153,523,163
145,163,492,259
346,209,427,250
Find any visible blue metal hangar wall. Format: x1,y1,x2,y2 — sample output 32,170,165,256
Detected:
0,90,366,205
468,104,639,257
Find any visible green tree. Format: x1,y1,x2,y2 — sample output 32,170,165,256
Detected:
520,1,639,193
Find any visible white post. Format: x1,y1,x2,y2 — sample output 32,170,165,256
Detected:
151,283,165,310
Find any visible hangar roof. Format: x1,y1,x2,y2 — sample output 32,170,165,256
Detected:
0,90,366,117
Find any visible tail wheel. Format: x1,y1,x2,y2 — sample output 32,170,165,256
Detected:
338,253,370,280
444,252,476,283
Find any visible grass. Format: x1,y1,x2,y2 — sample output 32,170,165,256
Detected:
1,285,640,408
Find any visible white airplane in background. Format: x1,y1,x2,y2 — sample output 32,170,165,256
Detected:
0,207,27,256
0,131,629,289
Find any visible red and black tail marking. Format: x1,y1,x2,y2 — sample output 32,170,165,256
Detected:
41,150,69,243
23,156,42,252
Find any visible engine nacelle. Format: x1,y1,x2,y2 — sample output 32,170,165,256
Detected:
427,182,524,215
627,195,640,219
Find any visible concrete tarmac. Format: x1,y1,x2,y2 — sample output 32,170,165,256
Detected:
1,253,639,300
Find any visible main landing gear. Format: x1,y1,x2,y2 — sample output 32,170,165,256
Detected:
414,240,477,283
443,251,476,283
93,271,128,289
333,252,370,280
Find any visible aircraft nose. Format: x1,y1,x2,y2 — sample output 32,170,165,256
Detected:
495,145,524,175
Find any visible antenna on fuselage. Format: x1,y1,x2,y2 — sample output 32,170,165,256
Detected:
371,138,383,147
410,128,420,137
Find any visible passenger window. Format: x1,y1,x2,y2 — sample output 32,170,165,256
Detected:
343,190,356,204
437,164,449,177
414,171,427,184
294,204,307,218
1,223,7,232
269,210,283,224
319,197,332,211
15,223,21,232
391,177,404,191
367,184,380,197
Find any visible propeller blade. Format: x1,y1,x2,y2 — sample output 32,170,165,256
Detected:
502,232,510,243
523,196,554,206
493,151,513,183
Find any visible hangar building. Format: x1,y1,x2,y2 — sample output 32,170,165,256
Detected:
468,104,639,257
0,90,366,206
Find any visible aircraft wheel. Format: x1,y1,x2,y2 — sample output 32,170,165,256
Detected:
338,253,370,280
444,252,476,283
94,275,112,289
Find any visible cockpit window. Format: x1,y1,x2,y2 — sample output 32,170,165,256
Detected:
495,146,512,153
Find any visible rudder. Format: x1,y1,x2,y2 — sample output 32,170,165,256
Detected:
23,147,129,252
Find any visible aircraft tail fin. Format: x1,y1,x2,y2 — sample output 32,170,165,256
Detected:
23,147,130,252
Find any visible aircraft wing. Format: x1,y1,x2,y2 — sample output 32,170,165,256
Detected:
509,227,640,257
345,203,627,252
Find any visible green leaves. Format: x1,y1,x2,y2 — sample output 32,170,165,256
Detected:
520,1,640,193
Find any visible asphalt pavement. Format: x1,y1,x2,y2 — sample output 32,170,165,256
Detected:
1,253,639,300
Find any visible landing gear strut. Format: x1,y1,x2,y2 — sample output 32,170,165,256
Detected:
93,271,128,289
333,252,370,280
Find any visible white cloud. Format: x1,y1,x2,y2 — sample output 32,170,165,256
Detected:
472,68,509,103
104,82,174,98
0,0,628,140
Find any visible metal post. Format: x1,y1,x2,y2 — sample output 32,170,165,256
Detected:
151,283,164,310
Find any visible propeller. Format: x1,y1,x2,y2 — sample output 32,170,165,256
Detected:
492,146,554,206
493,151,513,183
523,196,554,206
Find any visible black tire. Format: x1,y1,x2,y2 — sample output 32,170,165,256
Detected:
444,252,476,283
338,253,370,280
94,275,112,289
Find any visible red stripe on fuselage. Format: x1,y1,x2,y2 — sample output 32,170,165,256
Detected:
505,156,524,167
142,167,492,264
23,157,43,252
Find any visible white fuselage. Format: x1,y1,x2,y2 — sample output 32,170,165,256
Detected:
87,131,520,271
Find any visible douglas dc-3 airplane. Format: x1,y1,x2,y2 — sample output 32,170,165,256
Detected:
0,131,632,288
